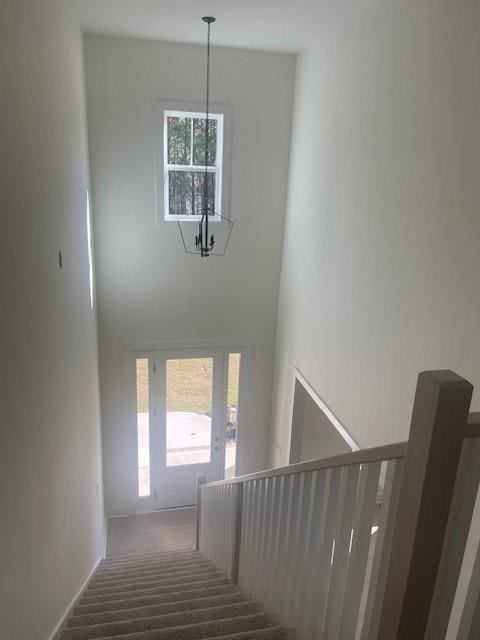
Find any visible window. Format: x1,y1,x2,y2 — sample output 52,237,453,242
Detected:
159,106,228,221
225,352,241,479
136,358,150,497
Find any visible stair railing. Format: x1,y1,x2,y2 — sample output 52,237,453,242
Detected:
424,412,480,640
196,370,475,639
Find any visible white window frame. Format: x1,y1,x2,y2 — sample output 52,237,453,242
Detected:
155,101,231,223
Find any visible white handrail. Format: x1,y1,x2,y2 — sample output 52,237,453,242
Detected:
203,441,407,488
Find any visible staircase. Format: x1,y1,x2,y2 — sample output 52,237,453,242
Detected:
60,549,288,640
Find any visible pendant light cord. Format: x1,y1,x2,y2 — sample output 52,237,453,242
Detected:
203,19,212,253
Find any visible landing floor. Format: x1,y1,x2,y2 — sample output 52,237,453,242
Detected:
106,507,196,559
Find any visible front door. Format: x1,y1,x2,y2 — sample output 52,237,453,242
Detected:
153,348,224,508
134,345,243,510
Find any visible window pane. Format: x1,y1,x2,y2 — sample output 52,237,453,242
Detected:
167,116,192,165
193,118,217,166
225,353,241,479
166,358,213,467
168,170,215,216
136,358,150,496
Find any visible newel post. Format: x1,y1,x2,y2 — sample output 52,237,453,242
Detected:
376,370,473,640
196,475,207,551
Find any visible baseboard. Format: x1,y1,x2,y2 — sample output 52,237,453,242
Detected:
102,515,108,559
46,555,102,640
107,505,196,519
154,504,196,512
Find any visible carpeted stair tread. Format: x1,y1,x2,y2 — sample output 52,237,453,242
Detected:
78,577,232,608
89,562,216,586
74,584,238,616
68,593,248,627
62,550,290,640
97,555,212,572
100,549,197,567
81,571,224,600
87,564,218,590
61,603,262,640
95,558,212,580
104,547,195,559
81,613,274,640
89,565,215,589
97,551,201,573
97,555,200,574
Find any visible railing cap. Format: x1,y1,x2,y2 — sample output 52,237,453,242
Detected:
202,442,407,489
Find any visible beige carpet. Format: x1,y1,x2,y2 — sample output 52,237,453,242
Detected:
61,549,288,639
107,509,197,559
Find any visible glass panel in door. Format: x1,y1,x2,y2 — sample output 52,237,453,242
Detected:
152,348,224,510
166,357,213,467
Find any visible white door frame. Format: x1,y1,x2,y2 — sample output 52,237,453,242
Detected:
125,338,251,514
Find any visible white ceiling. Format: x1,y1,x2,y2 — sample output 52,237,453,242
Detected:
72,0,388,53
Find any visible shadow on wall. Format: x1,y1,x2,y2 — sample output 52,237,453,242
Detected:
290,377,354,463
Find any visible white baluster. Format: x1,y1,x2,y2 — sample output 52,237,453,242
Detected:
304,467,341,639
360,458,405,640
265,475,284,611
338,461,381,639
270,474,288,612
292,470,318,625
283,472,306,623
323,464,361,639
239,480,251,586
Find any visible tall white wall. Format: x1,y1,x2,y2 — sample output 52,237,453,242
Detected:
0,2,105,638
271,0,480,465
84,35,295,515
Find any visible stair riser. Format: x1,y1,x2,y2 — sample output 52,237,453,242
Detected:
61,603,261,640
67,593,248,627
73,584,238,615
79,577,230,606
95,558,210,580
100,549,197,567
98,553,200,573
82,571,223,599
80,613,273,640
64,550,287,640
89,562,215,588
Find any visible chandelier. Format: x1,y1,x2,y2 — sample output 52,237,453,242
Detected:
178,17,233,257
